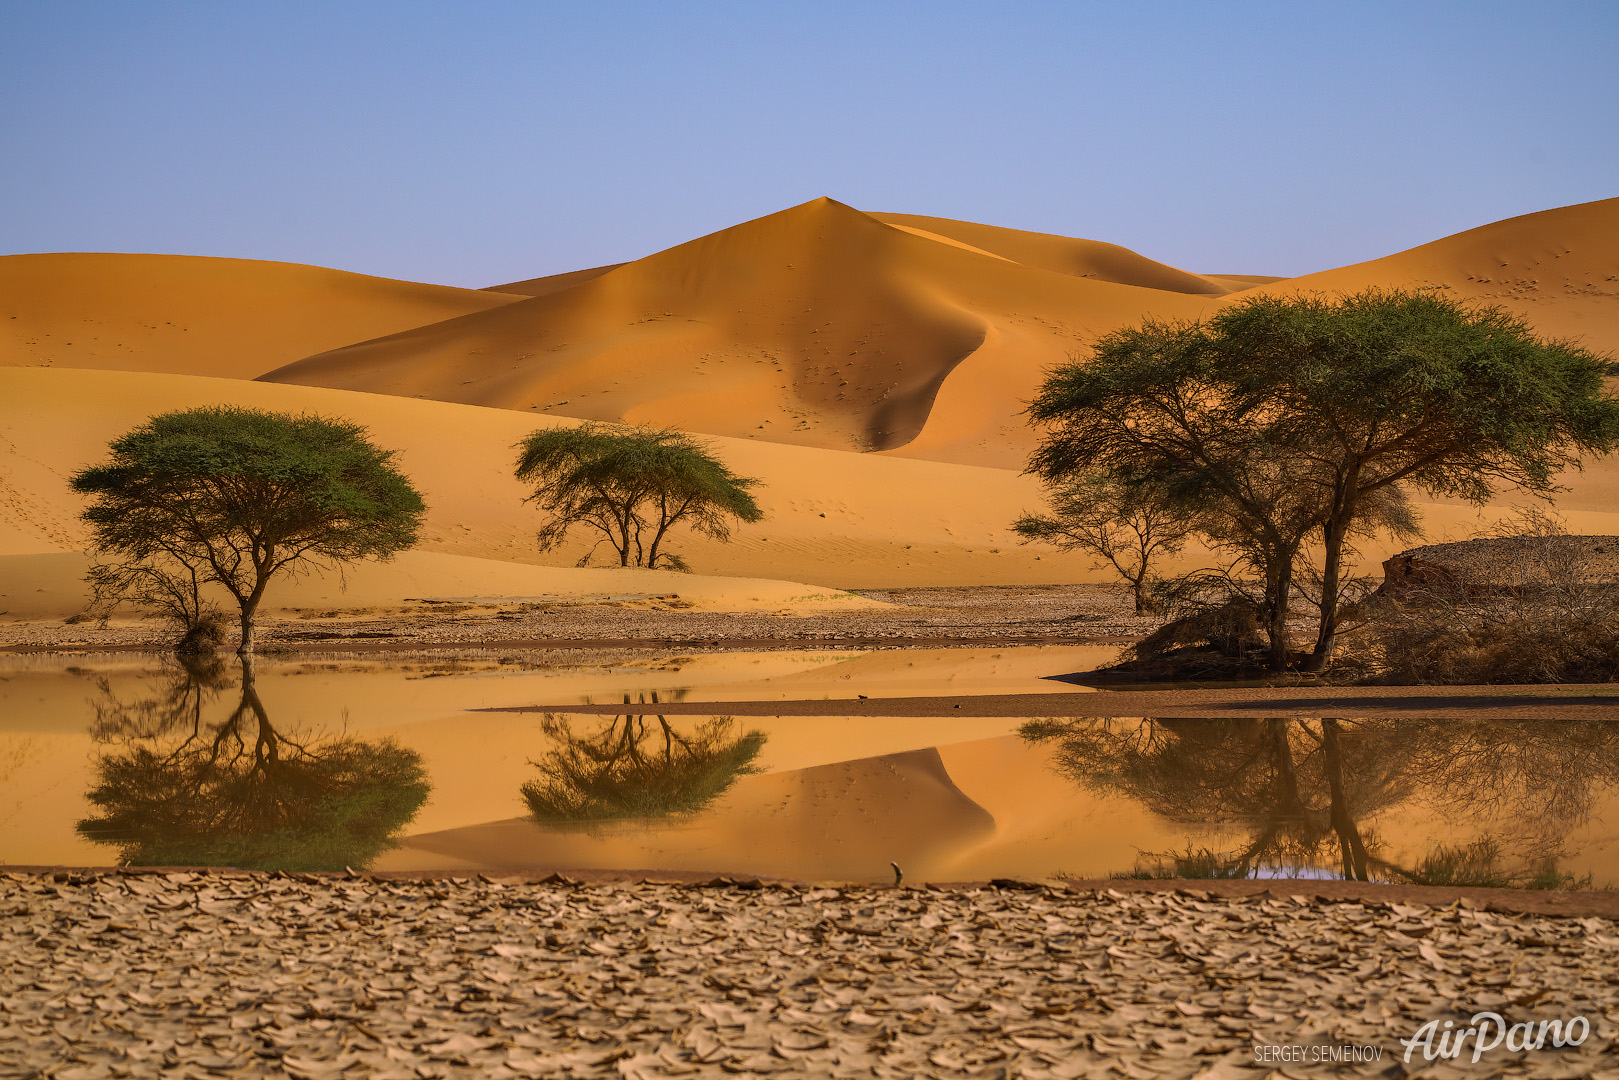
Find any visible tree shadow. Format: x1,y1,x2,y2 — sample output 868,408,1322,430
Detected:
1020,716,1619,885
77,656,430,871
522,693,766,828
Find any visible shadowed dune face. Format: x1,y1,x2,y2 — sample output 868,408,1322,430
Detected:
0,253,525,380
257,198,1217,459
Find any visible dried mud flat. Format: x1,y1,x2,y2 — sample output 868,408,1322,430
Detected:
0,585,1154,653
6,873,1619,1079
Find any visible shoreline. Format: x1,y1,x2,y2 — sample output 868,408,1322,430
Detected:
484,684,1619,720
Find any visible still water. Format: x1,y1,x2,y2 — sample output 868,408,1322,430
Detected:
4,647,1618,887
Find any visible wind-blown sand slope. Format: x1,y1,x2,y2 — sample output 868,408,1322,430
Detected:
7,364,1619,613
867,213,1231,295
258,197,1619,471
1243,197,1619,359
0,366,1088,606
260,198,1219,466
0,253,525,380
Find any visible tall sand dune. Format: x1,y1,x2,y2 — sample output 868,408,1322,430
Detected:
0,253,525,380
260,198,1218,466
256,198,1617,472
1242,197,1619,359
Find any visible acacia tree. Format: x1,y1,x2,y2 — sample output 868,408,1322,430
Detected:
1028,290,1619,671
1011,476,1195,614
1209,290,1619,669
515,423,763,570
71,407,426,654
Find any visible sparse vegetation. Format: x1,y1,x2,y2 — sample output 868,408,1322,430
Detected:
514,423,763,571
1012,475,1194,614
71,407,425,654
1357,512,1619,683
1027,289,1619,674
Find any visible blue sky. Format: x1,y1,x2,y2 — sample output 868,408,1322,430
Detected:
3,2,1615,286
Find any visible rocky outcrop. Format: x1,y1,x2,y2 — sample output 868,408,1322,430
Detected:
1378,535,1619,598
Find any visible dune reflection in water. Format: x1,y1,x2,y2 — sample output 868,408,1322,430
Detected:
2,651,1618,885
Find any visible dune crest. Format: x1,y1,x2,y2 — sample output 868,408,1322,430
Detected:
0,253,525,380
259,198,1223,462
1242,197,1619,358
869,212,1233,295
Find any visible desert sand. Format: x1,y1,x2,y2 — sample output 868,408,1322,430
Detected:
3,196,1617,627
0,253,525,380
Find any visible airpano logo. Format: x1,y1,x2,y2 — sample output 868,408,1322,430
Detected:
1400,1012,1590,1064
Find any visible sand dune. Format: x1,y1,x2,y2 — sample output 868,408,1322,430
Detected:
1243,197,1619,359
0,366,1092,609
260,198,1219,465
868,212,1232,295
486,264,625,297
0,253,525,380
4,199,1615,602
253,197,1618,472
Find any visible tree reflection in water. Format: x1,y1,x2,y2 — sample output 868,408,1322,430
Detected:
523,694,765,825
77,656,430,871
1020,717,1619,884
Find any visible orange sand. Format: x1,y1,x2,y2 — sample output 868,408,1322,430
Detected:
1,198,1614,613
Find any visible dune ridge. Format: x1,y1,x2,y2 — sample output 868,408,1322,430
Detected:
1243,197,1619,358
258,198,1220,462
0,253,527,381
252,196,1618,470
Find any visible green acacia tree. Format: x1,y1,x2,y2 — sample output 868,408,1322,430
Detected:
514,423,764,570
1028,289,1619,672
71,407,426,654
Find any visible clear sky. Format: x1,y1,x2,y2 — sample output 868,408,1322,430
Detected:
3,1,1615,287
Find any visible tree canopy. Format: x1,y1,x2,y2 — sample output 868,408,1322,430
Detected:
514,423,763,570
1027,289,1619,670
71,407,426,653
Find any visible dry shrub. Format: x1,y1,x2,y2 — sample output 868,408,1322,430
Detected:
1364,525,1619,683
1109,577,1275,680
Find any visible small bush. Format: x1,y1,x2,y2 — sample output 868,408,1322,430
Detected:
175,612,229,656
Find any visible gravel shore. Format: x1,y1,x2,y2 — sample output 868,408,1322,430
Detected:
6,872,1618,1079
0,585,1153,653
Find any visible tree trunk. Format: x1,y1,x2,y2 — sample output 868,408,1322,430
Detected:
1130,575,1156,615
236,590,264,656
1321,719,1370,881
238,605,255,655
1305,511,1353,673
1266,560,1294,671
